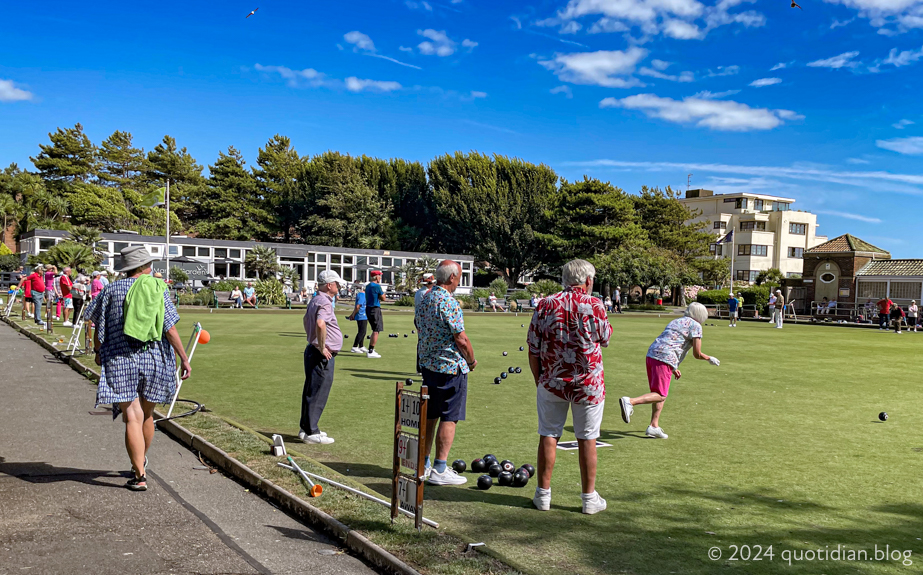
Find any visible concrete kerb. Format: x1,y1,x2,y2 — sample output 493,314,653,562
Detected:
0,315,423,575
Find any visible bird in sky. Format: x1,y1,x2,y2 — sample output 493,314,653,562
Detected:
246,7,259,18
790,1,802,8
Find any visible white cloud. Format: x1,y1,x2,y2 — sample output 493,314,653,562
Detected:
345,77,403,92
877,136,923,154
254,64,326,87
770,62,788,71
460,120,519,135
651,59,671,71
693,89,742,99
561,20,583,33
815,209,882,223
551,85,574,98
847,157,871,164
883,45,923,66
469,90,488,98
539,47,648,88
399,46,413,52
638,66,695,82
663,19,703,39
560,159,923,193
830,17,855,28
0,79,33,102
405,0,433,11
824,0,923,34
600,93,801,131
807,51,861,69
417,29,476,56
510,16,523,29
893,119,915,129
343,31,422,69
706,65,740,76
749,77,782,87
588,17,629,33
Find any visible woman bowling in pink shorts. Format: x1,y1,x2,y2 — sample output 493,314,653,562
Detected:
619,302,720,439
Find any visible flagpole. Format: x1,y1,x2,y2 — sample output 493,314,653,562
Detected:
165,179,170,284
730,229,735,292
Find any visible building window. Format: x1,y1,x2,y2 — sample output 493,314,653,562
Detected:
229,263,241,277
789,223,806,235
168,245,179,256
149,245,161,255
739,221,767,231
462,261,472,270
891,282,922,300
736,198,748,209
182,246,196,257
735,270,759,282
738,245,768,256
215,248,227,258
214,263,228,277
788,247,804,258
713,220,727,230
331,254,342,265
773,202,790,212
317,254,327,263
753,199,764,211
230,249,241,259
113,242,130,253
197,247,210,257
819,272,836,283
39,238,57,251
709,244,724,256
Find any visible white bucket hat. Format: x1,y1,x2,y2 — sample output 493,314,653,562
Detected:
113,246,159,272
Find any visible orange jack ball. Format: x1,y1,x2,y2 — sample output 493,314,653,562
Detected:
198,329,211,344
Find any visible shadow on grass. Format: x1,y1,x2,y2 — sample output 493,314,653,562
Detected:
321,460,393,480
563,426,646,441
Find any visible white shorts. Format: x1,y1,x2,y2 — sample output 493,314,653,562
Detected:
63,298,73,309
536,386,604,440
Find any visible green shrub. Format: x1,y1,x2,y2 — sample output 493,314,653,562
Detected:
628,303,667,311
511,290,530,301
471,288,490,302
488,278,509,296
528,279,562,296
255,278,286,306
0,243,13,256
394,295,415,307
0,254,20,272
696,286,770,309
696,289,730,305
213,279,245,291
455,295,475,310
170,266,189,285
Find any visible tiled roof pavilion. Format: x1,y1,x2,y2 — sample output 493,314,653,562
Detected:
857,259,923,277
804,234,890,255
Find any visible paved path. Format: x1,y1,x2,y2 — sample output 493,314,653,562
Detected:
0,322,377,575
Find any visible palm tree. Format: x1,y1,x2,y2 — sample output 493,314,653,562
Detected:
37,242,99,273
68,225,106,259
245,245,279,279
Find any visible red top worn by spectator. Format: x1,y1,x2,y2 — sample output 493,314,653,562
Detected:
527,286,612,406
877,298,892,315
25,272,46,294
60,274,73,298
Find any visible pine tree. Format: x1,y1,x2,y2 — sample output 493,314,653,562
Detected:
30,123,99,189
145,135,206,225
252,135,302,241
98,130,148,199
199,147,271,240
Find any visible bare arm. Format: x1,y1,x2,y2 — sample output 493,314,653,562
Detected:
453,331,476,370
528,351,542,386
691,338,711,361
165,325,192,379
315,317,332,359
348,302,360,321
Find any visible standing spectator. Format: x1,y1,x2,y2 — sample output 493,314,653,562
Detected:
18,268,33,321
84,246,191,491
59,266,74,327
299,270,346,444
528,259,612,514
230,286,244,308
418,260,476,486
22,266,46,327
72,274,88,321
614,286,623,313
619,302,720,439
876,296,893,331
91,271,105,299
767,291,777,323
365,270,384,358
773,289,785,329
99,270,110,288
347,284,369,354
890,303,905,334
243,281,258,308
413,273,436,371
909,300,918,333
727,292,739,327
488,292,505,312
44,265,57,322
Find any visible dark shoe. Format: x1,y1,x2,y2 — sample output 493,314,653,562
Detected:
126,475,147,491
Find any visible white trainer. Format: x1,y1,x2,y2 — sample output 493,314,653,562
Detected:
299,430,335,444
533,487,551,511
581,492,607,515
427,468,467,486
62,321,73,327
367,350,382,359
423,464,432,480
350,347,363,353
646,426,668,439
619,396,633,424
359,347,369,353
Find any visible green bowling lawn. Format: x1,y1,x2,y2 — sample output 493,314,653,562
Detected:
174,306,922,575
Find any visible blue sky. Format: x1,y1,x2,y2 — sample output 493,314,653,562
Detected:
2,0,922,256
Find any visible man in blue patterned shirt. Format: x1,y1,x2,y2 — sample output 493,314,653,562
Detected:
417,260,477,486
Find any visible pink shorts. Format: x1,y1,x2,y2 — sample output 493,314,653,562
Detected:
646,357,673,397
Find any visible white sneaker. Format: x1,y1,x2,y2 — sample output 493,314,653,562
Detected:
619,397,633,424
427,467,467,486
533,487,551,511
581,491,607,515
423,464,432,480
359,347,369,353
367,350,382,359
646,426,668,439
62,321,73,327
299,430,334,444
350,347,362,353
54,316,60,321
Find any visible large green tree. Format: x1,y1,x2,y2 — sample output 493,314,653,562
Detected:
146,135,206,225
252,135,302,241
198,147,272,240
428,152,558,285
98,130,149,198
30,124,99,191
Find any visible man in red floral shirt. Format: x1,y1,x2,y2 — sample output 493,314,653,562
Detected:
527,259,612,515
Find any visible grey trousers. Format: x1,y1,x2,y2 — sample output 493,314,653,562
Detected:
300,346,335,436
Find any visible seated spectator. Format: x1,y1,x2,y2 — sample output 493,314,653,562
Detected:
604,296,613,312
530,293,539,308
230,287,244,308
243,282,258,308
826,300,837,314
817,297,828,314
488,292,505,312
298,287,308,303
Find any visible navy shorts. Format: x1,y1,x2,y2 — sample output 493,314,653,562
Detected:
421,368,467,422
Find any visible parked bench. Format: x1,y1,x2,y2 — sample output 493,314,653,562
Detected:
478,297,509,312
213,291,241,308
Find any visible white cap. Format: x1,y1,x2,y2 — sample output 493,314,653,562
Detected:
318,269,347,287
422,273,435,283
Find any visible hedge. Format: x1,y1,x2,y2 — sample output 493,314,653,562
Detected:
696,286,771,308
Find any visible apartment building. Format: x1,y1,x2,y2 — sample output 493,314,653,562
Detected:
679,189,827,282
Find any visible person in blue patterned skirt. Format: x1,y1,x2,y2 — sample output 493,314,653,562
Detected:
84,246,191,491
